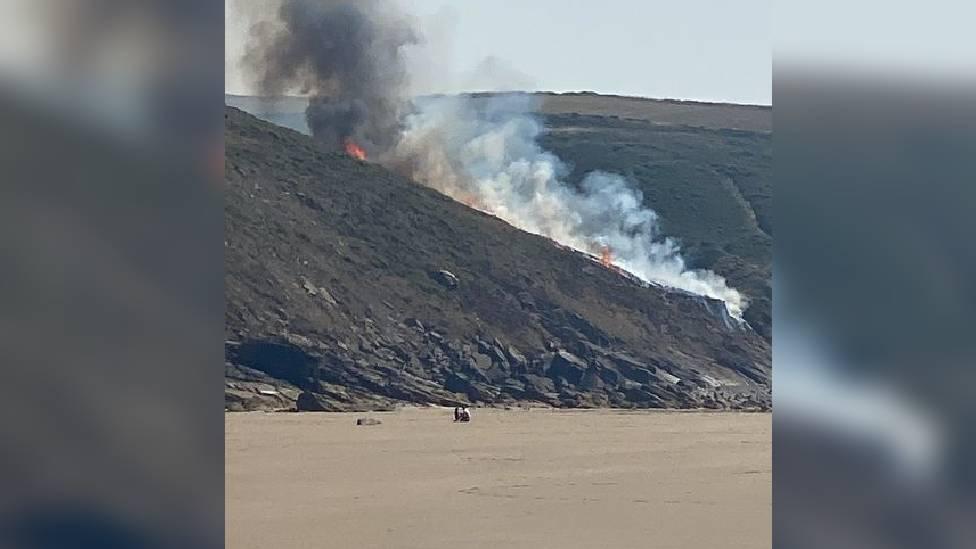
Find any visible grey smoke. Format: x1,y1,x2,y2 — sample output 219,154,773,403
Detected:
391,94,748,318
241,0,416,152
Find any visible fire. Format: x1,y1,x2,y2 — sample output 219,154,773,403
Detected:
454,191,480,209
344,139,366,161
600,245,613,268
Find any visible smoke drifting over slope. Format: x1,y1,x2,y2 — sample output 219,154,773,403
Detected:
240,0,747,317
394,94,747,317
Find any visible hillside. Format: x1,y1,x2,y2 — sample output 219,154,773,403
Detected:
539,112,772,337
224,106,770,411
225,92,772,338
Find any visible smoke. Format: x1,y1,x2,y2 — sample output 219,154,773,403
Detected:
240,0,748,318
240,0,416,152
390,94,748,318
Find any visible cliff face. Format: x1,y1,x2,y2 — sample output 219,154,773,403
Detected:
224,106,770,411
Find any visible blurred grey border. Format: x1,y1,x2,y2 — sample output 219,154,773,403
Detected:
775,1,975,545
774,62,976,549
2,0,975,548
0,2,223,548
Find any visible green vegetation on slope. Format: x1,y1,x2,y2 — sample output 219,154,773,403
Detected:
540,113,771,337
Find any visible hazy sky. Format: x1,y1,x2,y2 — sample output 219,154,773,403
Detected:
226,0,771,105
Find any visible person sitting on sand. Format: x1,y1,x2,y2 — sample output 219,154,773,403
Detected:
453,406,461,422
459,406,471,422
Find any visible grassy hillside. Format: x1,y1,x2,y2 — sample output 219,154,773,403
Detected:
540,112,772,337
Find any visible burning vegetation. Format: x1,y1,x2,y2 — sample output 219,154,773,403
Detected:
600,245,613,268
344,139,366,161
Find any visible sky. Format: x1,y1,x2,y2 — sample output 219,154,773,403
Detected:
225,0,771,105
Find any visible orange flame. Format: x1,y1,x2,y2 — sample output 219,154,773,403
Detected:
600,245,613,268
344,139,366,161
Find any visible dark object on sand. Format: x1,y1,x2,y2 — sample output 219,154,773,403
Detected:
356,418,381,426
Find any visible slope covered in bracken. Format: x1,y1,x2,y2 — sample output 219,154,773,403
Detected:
224,106,770,411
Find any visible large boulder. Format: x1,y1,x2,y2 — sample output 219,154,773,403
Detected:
548,350,588,385
430,269,459,289
629,367,656,384
607,352,655,375
505,345,527,370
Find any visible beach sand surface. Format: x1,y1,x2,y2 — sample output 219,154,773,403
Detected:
226,408,770,549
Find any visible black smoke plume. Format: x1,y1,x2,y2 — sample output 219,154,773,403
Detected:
242,0,417,153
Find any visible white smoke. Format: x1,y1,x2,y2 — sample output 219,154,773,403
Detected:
387,93,748,318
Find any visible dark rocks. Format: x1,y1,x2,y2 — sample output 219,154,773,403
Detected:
595,362,622,386
516,292,536,311
475,338,491,355
548,350,588,385
430,269,459,289
520,374,556,399
480,363,509,384
445,372,499,403
608,352,656,376
499,378,526,398
578,368,605,391
466,383,500,403
629,367,656,384
444,372,473,394
228,340,318,389
486,345,508,366
460,357,491,383
404,317,424,331
472,352,493,372
623,386,663,407
297,391,334,411
505,345,527,369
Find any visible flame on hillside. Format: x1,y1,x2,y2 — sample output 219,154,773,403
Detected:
600,245,613,268
344,139,367,161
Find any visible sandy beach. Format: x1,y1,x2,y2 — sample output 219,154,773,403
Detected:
226,408,770,549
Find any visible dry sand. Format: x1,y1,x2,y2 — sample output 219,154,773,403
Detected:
226,408,770,549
